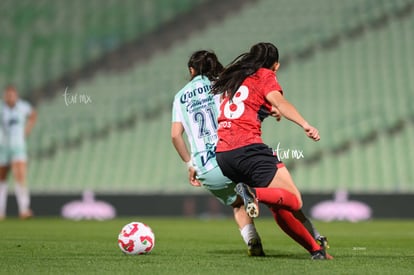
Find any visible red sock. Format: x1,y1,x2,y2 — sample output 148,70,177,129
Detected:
271,207,321,253
255,188,300,211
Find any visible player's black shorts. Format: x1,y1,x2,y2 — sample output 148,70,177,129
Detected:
216,143,284,188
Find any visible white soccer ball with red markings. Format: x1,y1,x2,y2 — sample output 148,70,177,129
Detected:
118,222,155,255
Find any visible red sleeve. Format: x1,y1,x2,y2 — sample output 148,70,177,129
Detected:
261,69,283,97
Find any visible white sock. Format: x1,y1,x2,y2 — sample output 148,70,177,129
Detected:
0,182,8,217
240,223,260,245
14,183,30,214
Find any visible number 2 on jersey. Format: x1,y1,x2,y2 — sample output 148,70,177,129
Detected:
223,85,249,119
193,107,218,138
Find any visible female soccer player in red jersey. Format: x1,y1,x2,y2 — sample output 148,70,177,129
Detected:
212,42,332,260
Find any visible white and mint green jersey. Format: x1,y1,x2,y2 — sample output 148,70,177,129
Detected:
0,100,32,147
172,75,220,175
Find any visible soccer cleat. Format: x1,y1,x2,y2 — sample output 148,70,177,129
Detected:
311,249,333,260
315,235,333,259
19,209,33,220
311,242,334,260
311,250,327,260
235,183,259,218
247,238,265,257
316,236,330,249
311,251,333,260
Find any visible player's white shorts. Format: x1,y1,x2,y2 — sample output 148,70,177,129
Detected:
0,145,27,166
197,165,238,206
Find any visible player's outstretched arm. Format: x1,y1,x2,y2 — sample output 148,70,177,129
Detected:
266,91,320,141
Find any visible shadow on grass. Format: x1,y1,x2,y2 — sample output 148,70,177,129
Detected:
208,249,308,260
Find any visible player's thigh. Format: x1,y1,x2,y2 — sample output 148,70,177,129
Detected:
198,166,238,206
268,166,303,208
0,165,10,181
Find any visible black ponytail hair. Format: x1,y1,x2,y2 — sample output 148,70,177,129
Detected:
212,42,279,98
187,50,224,81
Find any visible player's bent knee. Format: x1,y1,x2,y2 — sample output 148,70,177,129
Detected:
296,197,303,210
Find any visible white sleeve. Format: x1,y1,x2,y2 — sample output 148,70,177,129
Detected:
22,101,33,117
171,99,183,123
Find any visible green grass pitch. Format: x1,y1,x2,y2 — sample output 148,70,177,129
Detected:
1,218,413,274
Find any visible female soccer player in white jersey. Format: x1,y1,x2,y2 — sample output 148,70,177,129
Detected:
171,50,265,256
0,85,37,220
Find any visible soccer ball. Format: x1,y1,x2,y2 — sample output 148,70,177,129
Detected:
118,222,155,255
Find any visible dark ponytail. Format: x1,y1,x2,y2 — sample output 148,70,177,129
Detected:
188,50,224,81
212,42,279,98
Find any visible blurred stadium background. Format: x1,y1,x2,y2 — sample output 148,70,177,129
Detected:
1,0,413,217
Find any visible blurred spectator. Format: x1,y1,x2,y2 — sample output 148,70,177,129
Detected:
0,85,37,220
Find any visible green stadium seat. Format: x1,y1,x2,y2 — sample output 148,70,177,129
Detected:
1,0,208,98
18,0,414,193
